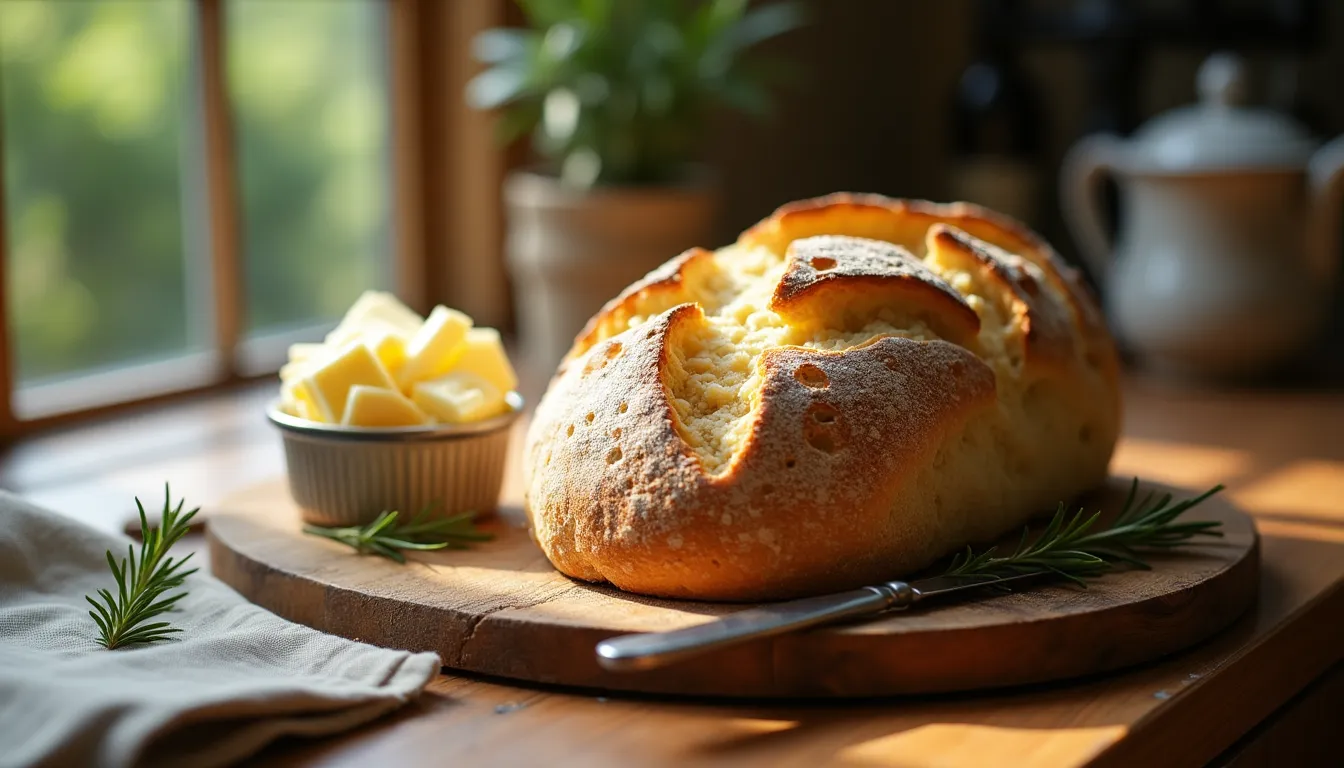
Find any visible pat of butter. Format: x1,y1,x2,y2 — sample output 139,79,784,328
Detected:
281,379,323,421
397,305,472,389
278,291,518,426
443,327,518,394
279,359,307,384
287,343,330,364
342,385,429,427
412,371,508,424
363,330,408,378
326,290,423,346
327,317,409,347
303,342,398,422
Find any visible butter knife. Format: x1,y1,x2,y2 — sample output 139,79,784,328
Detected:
595,572,1040,672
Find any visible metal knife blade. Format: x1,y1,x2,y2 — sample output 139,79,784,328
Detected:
595,571,1039,672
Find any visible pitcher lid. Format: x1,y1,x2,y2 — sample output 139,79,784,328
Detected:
1124,52,1318,173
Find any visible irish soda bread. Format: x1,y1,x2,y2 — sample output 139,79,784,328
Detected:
524,194,1121,600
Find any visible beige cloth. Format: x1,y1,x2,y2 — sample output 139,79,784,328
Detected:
0,492,439,768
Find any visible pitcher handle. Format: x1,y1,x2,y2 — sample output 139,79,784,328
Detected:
1308,134,1344,284
1060,134,1124,285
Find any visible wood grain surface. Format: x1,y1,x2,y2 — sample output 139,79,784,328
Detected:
208,476,1259,698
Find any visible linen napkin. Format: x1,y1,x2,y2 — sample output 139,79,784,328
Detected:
0,491,440,768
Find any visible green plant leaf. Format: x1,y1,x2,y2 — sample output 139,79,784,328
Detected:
577,0,614,28
494,100,543,144
724,1,807,52
472,28,533,64
468,0,808,184
694,0,750,48
516,0,583,29
560,147,602,187
466,66,531,110
713,73,772,117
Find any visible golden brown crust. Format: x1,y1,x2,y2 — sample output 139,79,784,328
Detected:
742,193,1112,352
525,194,1122,600
570,247,716,362
772,236,981,348
529,301,997,599
925,224,1073,366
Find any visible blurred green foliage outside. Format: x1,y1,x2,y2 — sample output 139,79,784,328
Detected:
231,0,390,334
0,0,192,382
0,0,390,385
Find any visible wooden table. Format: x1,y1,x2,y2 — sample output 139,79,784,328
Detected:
3,377,1341,767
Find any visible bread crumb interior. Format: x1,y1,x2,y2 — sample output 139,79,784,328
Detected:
579,233,1040,474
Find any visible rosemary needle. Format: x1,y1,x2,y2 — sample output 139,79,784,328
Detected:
86,486,199,649
942,479,1225,586
303,508,493,563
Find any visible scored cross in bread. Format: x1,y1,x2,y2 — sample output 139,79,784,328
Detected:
525,194,1121,601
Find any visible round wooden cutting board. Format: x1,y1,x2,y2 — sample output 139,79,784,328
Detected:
208,477,1259,698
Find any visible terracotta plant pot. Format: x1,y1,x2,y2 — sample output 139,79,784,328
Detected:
504,170,718,372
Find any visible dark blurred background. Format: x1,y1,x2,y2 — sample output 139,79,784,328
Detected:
709,0,1343,262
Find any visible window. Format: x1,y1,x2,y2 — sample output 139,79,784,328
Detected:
0,1,202,388
0,0,464,432
229,0,393,337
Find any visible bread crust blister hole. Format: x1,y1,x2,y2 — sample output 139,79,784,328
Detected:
794,363,830,389
804,402,843,454
584,341,624,374
810,403,839,423
809,256,837,271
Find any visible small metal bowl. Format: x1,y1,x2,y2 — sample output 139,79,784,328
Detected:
267,392,523,527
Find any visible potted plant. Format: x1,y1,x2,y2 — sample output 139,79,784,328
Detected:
468,0,805,369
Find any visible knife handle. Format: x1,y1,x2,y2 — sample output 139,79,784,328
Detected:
595,581,917,672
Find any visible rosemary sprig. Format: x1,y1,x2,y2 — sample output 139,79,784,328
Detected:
303,508,494,563
87,487,199,649
942,479,1225,586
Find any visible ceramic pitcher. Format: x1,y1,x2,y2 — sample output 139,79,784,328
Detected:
1061,53,1344,379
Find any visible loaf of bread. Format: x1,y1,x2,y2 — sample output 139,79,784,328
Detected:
523,194,1121,601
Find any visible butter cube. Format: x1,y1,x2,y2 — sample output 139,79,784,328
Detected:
363,330,408,378
293,399,321,422
443,327,517,394
396,305,472,389
279,359,308,384
412,371,508,424
280,343,334,384
281,379,324,422
287,342,329,363
302,342,398,422
327,317,409,347
342,385,429,427
326,291,423,345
